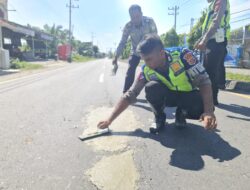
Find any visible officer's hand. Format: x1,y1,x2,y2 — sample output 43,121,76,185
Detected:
97,120,111,129
112,58,118,65
194,38,201,49
199,112,217,130
195,39,206,51
111,59,118,76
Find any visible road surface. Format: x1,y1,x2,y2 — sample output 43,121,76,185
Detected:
0,59,250,190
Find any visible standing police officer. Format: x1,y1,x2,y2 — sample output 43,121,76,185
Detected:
99,35,217,134
195,0,230,105
112,4,158,93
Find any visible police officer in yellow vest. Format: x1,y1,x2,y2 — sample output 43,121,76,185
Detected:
98,35,217,134
195,0,230,105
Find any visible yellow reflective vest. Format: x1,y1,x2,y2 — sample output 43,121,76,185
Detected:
202,0,230,39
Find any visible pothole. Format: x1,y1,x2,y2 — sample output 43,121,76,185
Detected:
85,150,139,190
81,107,142,152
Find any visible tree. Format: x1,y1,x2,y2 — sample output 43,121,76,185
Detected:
162,28,179,47
43,24,65,56
93,45,99,57
77,42,93,56
160,33,165,43
121,39,131,59
178,33,187,47
108,49,114,59
28,23,102,58
188,10,207,49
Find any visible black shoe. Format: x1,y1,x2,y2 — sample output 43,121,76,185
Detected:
214,98,219,106
175,108,187,129
149,114,166,134
218,84,225,90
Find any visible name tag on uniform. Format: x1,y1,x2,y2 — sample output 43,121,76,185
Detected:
170,62,185,76
187,63,205,79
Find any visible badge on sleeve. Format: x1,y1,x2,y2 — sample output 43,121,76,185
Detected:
183,52,197,65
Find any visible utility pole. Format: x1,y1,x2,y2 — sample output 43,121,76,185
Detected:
91,32,95,45
168,6,179,31
0,26,3,49
190,18,195,32
242,25,246,45
66,0,79,63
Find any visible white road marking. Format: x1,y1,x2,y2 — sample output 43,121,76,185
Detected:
0,66,66,85
99,61,107,83
99,73,104,83
227,92,250,99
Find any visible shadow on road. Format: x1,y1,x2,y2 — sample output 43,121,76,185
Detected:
133,100,176,120
136,98,148,104
217,103,250,118
227,115,250,122
132,104,152,112
0,70,19,76
111,123,241,171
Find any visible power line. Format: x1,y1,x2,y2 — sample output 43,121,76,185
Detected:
7,2,27,21
231,17,250,24
180,0,192,7
231,14,250,20
180,23,190,27
7,2,16,12
231,8,250,15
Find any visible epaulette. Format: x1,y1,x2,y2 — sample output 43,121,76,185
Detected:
182,48,189,54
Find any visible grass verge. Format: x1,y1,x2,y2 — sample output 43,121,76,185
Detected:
11,59,44,70
72,54,95,63
227,72,250,83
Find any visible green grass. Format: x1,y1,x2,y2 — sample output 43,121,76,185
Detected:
11,60,44,70
226,72,250,83
72,54,95,63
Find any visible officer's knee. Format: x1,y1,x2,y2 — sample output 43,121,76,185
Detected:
145,81,165,103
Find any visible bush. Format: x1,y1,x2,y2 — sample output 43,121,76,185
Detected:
10,59,43,70
72,54,94,63
227,72,250,82
188,10,207,49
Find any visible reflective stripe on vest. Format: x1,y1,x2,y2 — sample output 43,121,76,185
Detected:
202,0,230,39
143,51,194,92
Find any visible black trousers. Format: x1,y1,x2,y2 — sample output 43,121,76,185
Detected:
204,39,227,101
218,45,228,87
123,54,141,93
145,81,204,120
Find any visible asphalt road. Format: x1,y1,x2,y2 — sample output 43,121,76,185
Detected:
0,59,250,190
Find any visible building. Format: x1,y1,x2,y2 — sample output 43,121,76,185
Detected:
0,0,54,65
229,24,250,68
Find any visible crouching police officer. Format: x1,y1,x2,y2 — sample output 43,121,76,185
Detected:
98,35,217,134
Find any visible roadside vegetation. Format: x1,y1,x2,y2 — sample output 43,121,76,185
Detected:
10,59,44,70
72,54,95,63
227,72,250,82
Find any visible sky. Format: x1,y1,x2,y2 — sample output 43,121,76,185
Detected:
7,0,250,52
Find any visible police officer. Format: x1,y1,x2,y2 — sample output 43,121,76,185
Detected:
112,4,158,93
195,0,230,105
99,35,217,134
